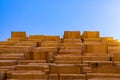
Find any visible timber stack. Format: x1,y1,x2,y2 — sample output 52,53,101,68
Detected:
0,31,120,80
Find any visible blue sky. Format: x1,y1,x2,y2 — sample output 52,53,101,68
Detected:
0,0,120,41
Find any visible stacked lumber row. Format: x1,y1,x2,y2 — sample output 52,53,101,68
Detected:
0,31,120,80
0,53,25,60
8,32,27,42
0,42,16,47
28,35,60,42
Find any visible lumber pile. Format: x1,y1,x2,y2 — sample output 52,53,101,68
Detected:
0,31,120,80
